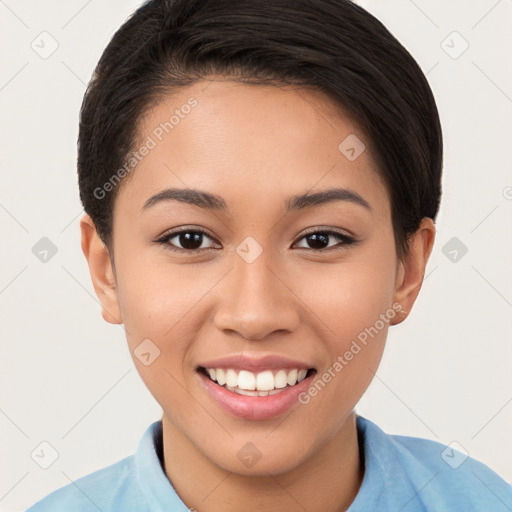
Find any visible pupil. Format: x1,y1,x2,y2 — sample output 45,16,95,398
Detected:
307,233,328,249
180,232,202,250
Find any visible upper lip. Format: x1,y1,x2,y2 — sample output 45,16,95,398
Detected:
197,353,315,372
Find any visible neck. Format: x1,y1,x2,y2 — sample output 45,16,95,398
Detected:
161,412,364,512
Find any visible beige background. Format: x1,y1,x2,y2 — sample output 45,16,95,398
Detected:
1,0,511,510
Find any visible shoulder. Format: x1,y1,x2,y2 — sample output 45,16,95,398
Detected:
358,416,512,511
25,455,143,512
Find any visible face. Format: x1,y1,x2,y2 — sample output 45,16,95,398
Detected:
82,79,432,476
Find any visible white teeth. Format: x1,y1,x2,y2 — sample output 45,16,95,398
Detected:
238,370,256,390
256,370,275,391
287,369,298,386
274,370,288,389
225,369,238,388
216,368,226,386
297,369,308,382
235,388,259,396
204,367,311,392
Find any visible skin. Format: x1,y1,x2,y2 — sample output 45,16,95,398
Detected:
80,79,435,512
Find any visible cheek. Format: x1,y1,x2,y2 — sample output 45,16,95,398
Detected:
114,258,203,411
114,253,201,353
294,236,397,399
297,245,397,341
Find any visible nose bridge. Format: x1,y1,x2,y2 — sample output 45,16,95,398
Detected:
236,245,281,305
213,241,299,340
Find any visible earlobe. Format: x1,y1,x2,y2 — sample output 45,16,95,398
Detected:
391,217,436,326
79,214,123,325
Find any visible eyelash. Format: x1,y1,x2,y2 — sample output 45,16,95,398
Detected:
155,227,357,253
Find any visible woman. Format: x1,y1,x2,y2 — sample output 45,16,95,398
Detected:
26,0,512,510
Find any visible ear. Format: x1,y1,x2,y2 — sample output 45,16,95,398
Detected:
80,214,123,324
391,217,436,325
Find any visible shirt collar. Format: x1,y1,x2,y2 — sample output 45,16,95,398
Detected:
135,415,417,511
135,420,189,511
348,415,425,511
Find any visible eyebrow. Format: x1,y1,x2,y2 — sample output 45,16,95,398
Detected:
141,187,371,213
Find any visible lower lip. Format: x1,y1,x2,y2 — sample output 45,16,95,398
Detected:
196,370,315,420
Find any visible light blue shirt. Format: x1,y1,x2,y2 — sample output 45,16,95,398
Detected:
26,415,512,511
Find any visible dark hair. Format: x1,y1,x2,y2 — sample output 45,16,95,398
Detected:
78,0,442,261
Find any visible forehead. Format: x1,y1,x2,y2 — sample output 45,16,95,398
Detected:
117,79,389,219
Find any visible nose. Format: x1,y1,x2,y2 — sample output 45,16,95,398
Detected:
212,249,300,341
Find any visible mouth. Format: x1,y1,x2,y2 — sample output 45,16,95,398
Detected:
195,365,317,420
197,366,317,396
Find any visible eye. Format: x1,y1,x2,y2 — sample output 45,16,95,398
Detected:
155,228,219,252
293,228,356,251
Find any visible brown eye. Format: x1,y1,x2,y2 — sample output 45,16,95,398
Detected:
156,229,219,252
294,230,356,251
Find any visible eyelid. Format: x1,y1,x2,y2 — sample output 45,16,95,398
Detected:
299,225,354,239
157,224,216,238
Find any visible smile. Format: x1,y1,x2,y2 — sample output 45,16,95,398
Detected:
199,367,313,396
196,364,317,420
